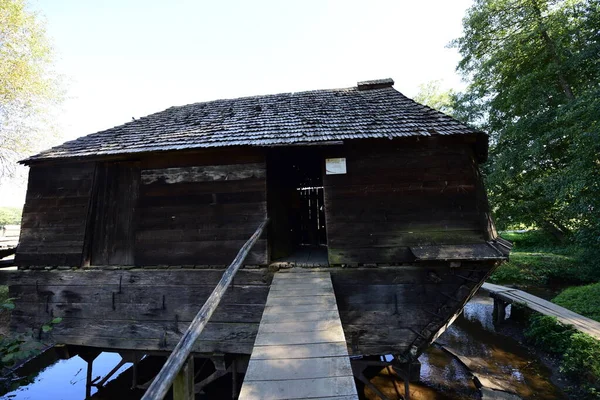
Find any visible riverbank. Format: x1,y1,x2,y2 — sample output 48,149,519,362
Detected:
490,230,600,321
488,230,600,398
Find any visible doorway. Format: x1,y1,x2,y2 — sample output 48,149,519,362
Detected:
267,148,328,265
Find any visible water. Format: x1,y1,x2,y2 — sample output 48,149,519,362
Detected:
2,293,566,400
361,294,566,399
1,352,130,400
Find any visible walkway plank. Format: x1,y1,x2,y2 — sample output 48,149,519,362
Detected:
481,282,600,340
239,271,358,400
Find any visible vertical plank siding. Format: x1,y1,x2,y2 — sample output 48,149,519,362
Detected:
91,163,140,265
17,163,96,266
323,141,485,265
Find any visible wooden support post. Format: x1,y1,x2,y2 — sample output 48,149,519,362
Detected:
172,357,194,400
493,297,507,324
231,358,238,400
86,360,93,399
79,349,100,400
393,360,421,383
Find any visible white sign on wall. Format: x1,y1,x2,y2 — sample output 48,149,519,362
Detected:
325,158,347,175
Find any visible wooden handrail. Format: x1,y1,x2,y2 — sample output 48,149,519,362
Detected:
141,219,269,400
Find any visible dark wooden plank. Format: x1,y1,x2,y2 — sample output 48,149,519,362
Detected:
9,284,270,305
138,190,266,208
135,239,268,266
2,269,272,287
13,302,265,323
16,163,95,267
140,163,266,185
141,179,266,197
12,316,258,342
43,335,255,354
90,162,140,265
15,253,83,266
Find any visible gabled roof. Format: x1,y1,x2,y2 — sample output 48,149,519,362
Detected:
22,78,483,164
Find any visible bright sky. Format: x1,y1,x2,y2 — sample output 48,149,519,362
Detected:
0,0,473,206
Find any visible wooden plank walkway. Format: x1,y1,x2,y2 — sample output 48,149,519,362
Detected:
481,282,600,340
239,270,358,400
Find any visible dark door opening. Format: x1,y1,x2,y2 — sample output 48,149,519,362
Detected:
267,148,328,265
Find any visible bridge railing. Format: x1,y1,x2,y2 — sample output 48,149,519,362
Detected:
141,218,269,400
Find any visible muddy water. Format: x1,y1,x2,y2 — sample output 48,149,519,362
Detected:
2,293,566,400
361,294,566,399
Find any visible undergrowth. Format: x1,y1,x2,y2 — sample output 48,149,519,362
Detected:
489,230,600,285
553,283,600,322
525,315,600,398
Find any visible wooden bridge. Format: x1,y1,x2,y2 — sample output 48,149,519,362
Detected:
239,270,358,399
481,282,600,340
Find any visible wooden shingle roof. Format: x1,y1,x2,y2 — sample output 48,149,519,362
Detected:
22,79,483,164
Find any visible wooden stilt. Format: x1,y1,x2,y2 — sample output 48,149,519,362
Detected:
79,349,100,400
86,360,93,399
172,356,194,400
404,363,410,400
493,297,507,324
231,358,238,400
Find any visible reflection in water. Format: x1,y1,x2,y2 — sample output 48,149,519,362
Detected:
1,352,128,400
361,294,566,400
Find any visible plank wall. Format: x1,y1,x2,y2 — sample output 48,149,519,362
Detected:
135,152,268,266
7,269,273,354
16,163,95,266
330,262,496,357
323,140,485,264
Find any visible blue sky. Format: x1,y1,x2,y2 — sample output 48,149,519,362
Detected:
1,0,473,205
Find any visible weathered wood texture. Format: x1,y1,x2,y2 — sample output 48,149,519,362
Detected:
329,262,497,357
482,283,600,340
240,271,358,400
323,140,486,264
16,163,96,266
141,219,267,400
135,159,268,266
91,163,140,265
8,269,273,354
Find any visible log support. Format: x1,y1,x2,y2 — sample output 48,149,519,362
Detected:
493,297,508,324
351,357,413,400
173,356,194,400
79,349,101,399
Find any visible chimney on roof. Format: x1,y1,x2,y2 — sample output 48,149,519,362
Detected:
357,78,394,91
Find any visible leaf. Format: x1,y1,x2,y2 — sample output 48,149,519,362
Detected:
2,353,13,363
50,317,62,324
41,325,52,333
2,302,15,310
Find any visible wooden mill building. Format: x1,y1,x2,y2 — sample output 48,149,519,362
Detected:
6,78,509,394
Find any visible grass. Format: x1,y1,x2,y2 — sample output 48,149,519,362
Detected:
488,230,600,286
553,283,600,322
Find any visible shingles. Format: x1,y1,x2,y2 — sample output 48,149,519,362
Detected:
22,84,480,163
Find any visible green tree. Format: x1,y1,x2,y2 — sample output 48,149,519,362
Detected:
413,80,456,115
453,0,600,244
0,0,62,178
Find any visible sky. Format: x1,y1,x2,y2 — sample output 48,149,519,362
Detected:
0,0,473,206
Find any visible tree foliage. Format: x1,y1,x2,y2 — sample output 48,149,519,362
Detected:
413,80,456,115
0,0,61,178
453,0,600,245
